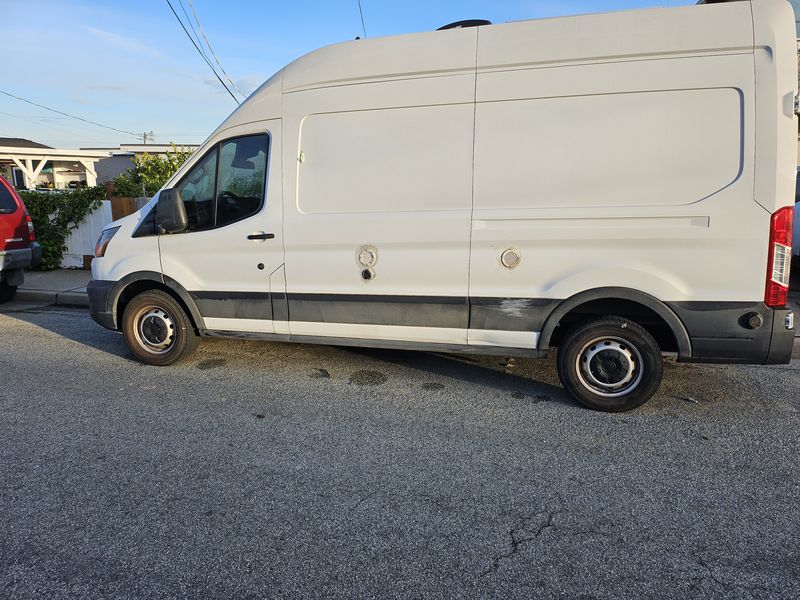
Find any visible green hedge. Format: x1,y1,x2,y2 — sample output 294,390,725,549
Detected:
113,144,194,197
18,187,106,271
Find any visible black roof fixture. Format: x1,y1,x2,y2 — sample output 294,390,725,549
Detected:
437,19,491,31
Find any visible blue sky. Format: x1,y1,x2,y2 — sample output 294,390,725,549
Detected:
0,0,695,149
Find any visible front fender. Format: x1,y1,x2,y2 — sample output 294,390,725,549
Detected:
101,271,206,331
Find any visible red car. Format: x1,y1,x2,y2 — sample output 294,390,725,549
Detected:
0,175,41,302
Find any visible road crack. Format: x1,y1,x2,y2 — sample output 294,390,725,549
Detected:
480,498,566,578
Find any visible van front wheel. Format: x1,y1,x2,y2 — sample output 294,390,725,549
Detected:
556,316,662,412
122,290,199,366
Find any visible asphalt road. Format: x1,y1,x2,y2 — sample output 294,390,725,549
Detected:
1,303,799,599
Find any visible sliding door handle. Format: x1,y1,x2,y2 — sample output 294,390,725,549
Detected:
247,232,275,241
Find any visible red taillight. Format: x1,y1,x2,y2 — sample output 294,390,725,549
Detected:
765,206,793,307
25,213,35,241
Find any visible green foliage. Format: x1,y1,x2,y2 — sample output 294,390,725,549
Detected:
19,187,106,271
113,144,194,197
225,170,265,198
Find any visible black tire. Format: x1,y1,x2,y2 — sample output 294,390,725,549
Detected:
556,316,663,412
0,280,17,303
122,289,200,366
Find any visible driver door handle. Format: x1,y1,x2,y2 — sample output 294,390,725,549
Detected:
247,232,275,241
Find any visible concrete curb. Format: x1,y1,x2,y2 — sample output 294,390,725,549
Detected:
16,289,90,308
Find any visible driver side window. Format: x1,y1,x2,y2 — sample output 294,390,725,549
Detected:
216,135,269,228
176,148,217,232
175,133,269,232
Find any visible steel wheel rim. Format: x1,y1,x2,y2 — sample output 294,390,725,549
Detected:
132,305,176,355
575,336,644,398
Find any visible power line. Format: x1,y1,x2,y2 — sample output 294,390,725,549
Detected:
357,0,368,38
165,0,236,102
164,0,240,104
176,0,211,65
0,110,106,143
0,89,142,140
186,0,246,98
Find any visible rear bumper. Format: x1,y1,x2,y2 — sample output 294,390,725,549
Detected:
765,308,796,365
87,279,117,330
669,302,795,365
0,243,40,271
0,243,41,285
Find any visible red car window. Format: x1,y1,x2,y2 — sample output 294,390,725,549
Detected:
0,182,18,212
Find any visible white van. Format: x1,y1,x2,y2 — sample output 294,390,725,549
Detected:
89,0,797,412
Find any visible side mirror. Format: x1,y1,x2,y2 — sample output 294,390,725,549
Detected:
156,188,188,234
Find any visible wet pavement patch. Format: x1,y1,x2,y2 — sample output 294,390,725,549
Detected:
421,382,445,391
198,359,226,370
349,370,387,386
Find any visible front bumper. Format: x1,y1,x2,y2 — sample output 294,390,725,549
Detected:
87,279,117,330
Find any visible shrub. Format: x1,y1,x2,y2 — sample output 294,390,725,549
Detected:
19,187,106,271
113,144,194,197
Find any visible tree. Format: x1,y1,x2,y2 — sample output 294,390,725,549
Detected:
113,144,194,197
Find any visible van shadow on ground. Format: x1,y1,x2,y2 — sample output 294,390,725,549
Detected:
2,304,569,406
332,345,570,406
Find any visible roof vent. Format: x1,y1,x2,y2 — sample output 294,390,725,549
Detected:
437,19,491,31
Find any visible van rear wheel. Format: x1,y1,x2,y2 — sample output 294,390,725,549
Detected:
556,316,662,412
122,290,199,366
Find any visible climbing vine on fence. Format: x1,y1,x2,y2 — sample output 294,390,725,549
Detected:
19,187,106,271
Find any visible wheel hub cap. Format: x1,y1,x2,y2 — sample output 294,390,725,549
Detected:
134,307,175,354
576,337,643,397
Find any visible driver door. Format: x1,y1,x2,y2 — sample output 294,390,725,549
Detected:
159,121,284,334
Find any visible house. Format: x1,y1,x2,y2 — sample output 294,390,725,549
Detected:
80,143,199,185
0,138,110,190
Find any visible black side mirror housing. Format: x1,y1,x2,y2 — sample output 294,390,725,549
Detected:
156,188,188,234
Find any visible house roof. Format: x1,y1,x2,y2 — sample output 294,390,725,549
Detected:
80,143,199,155
0,137,52,149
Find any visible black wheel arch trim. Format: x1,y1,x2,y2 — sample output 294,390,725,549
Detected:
538,287,692,358
106,271,206,331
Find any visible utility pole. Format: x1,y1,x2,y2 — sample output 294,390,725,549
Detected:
141,130,155,144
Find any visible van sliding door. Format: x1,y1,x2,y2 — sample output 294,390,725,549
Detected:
281,29,478,346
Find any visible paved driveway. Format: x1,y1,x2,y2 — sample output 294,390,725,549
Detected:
1,304,798,599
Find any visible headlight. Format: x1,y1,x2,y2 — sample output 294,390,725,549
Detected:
95,227,120,258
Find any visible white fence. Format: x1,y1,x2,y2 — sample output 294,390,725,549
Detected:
61,201,113,268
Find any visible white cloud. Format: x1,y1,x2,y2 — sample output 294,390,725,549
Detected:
83,26,163,59
203,75,265,99
70,96,98,106
237,77,264,97
86,84,127,92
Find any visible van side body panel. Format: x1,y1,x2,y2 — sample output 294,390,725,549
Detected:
89,0,797,366
469,5,760,308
